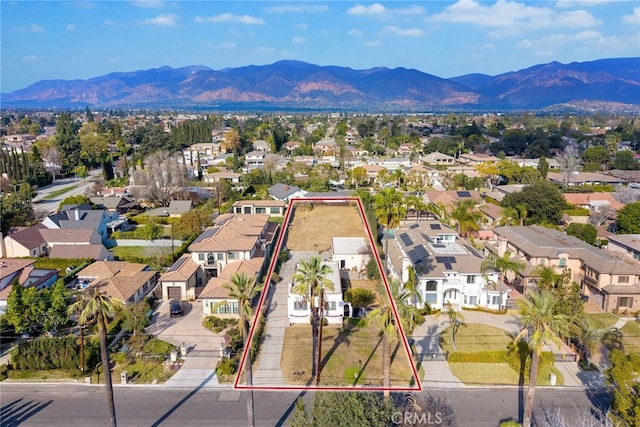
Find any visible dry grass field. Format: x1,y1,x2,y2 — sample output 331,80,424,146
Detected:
286,203,367,251
281,322,418,387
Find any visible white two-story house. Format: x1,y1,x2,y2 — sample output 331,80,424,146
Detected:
387,221,502,311
288,260,345,325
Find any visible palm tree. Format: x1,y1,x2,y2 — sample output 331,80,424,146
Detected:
481,251,525,308
68,289,124,427
374,188,406,274
575,316,622,365
222,272,263,427
436,302,465,350
404,265,423,309
292,257,334,382
532,265,561,292
449,199,483,238
366,278,416,398
515,290,569,427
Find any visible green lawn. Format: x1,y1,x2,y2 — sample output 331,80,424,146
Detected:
587,313,619,329
620,321,640,354
110,246,173,258
448,363,564,386
440,323,513,353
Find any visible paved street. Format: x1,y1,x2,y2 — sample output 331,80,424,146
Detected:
0,383,611,426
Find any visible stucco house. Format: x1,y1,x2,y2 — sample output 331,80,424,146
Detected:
268,183,307,201
159,254,204,301
76,261,157,305
490,225,640,312
287,260,345,325
386,221,504,311
0,258,58,314
231,200,287,217
331,237,371,271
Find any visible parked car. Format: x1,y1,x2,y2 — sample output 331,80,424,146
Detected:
169,300,183,317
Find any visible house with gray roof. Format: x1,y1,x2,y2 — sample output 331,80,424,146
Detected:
268,183,307,201
42,207,116,244
386,220,503,311
490,225,640,312
145,200,193,218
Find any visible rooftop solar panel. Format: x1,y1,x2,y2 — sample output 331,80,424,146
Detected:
444,262,453,270
409,223,419,229
399,233,413,246
407,249,421,265
429,223,441,230
414,245,428,259
457,191,471,198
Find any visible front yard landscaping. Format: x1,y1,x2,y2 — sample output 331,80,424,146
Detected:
441,323,565,386
620,320,640,353
281,322,418,387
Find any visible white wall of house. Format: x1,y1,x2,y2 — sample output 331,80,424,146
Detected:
419,271,503,311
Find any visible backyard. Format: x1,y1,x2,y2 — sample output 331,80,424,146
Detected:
286,202,367,251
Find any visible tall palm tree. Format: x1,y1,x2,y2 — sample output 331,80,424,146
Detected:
292,257,334,382
374,188,406,274
366,278,415,398
515,290,569,427
575,315,622,365
68,289,124,427
532,265,561,292
449,199,483,238
481,251,526,308
222,272,263,427
404,265,423,309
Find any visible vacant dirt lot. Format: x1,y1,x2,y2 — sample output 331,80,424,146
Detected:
286,203,367,251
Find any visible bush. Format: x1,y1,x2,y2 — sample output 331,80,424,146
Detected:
250,314,266,362
203,316,236,333
344,288,375,308
462,306,508,315
216,357,238,376
508,341,554,379
0,364,9,381
448,351,508,363
365,258,380,280
11,337,80,370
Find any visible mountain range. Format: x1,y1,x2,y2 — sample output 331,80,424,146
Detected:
2,58,639,112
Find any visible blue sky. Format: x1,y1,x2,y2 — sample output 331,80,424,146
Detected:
2,1,639,93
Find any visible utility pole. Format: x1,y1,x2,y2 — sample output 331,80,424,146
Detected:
80,325,85,373
316,287,325,386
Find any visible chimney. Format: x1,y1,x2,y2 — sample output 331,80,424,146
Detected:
498,237,508,257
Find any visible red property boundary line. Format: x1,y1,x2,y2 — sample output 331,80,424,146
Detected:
234,196,422,392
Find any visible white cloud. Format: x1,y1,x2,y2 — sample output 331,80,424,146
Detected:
293,23,308,29
347,3,424,18
429,0,601,31
12,24,45,33
21,55,38,62
518,30,631,51
195,14,265,25
131,0,165,8
143,14,177,26
291,36,307,44
364,40,382,46
264,4,328,13
623,7,640,24
379,26,424,37
66,24,76,31
555,0,614,8
348,29,364,37
207,42,236,49
255,46,276,54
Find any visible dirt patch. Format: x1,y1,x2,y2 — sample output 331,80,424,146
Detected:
286,203,367,251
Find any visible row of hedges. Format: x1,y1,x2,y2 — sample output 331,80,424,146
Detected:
11,337,99,371
462,306,508,315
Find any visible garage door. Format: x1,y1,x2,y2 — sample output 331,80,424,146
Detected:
167,286,182,300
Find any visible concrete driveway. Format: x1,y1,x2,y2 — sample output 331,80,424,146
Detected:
145,300,225,388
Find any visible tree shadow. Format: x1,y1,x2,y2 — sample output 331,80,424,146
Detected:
320,323,354,367
0,398,53,427
151,370,216,427
356,334,384,385
274,391,307,427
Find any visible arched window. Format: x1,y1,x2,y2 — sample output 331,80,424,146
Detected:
559,258,566,267
426,280,438,291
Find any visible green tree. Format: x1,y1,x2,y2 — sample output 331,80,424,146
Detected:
52,113,81,174
0,192,36,235
606,349,640,426
122,300,150,336
5,281,28,333
58,194,93,210
374,188,406,273
566,223,597,245
221,272,263,427
292,257,334,384
449,199,483,238
613,150,638,170
176,209,213,239
582,145,611,171
536,156,550,179
68,289,124,427
134,218,163,240
515,291,569,427
617,201,640,234
44,281,69,332
502,181,566,225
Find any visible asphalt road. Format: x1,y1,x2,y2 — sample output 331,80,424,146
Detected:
0,383,611,427
31,170,102,217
